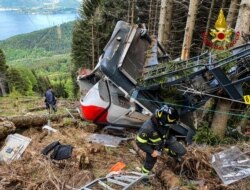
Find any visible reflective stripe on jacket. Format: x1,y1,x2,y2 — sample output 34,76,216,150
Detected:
136,118,168,154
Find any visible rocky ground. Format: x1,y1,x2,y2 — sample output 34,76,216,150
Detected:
0,97,249,190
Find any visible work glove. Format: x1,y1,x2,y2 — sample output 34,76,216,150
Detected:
151,150,161,157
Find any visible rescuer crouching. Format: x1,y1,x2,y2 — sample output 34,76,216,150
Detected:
136,105,187,175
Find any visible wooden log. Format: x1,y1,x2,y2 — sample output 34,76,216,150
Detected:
6,113,81,128
0,113,82,140
0,117,16,140
130,140,146,159
27,106,46,112
158,169,181,189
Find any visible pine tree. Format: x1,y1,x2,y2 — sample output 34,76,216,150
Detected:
181,0,200,60
234,0,250,133
71,0,129,96
158,0,173,51
0,49,8,96
6,67,29,95
0,49,8,73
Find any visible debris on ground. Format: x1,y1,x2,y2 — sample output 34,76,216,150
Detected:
86,133,132,147
211,146,250,185
0,97,249,190
79,171,153,190
41,141,73,161
0,133,31,164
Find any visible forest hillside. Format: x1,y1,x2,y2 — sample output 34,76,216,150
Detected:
0,0,250,189
0,21,74,97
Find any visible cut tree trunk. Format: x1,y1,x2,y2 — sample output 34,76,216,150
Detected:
211,100,231,138
131,0,135,24
6,113,80,128
201,0,215,51
235,0,250,46
148,0,153,33
181,0,199,60
28,106,47,112
158,169,181,189
0,113,81,140
239,106,250,133
0,117,16,140
158,0,173,50
226,0,240,28
234,0,250,131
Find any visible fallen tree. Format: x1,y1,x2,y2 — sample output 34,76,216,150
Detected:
28,106,46,112
6,113,81,128
0,113,81,140
0,117,16,139
7,114,63,128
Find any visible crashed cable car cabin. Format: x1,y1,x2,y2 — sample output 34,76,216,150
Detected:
77,21,250,143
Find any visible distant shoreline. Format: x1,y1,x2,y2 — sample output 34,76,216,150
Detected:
0,8,19,11
0,11,77,40
0,8,78,14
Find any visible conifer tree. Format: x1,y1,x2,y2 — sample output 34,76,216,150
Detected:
6,67,29,95
0,49,8,96
71,0,129,96
0,49,8,73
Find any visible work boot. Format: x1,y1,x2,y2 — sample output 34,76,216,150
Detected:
141,172,151,186
135,167,152,186
174,156,182,163
164,148,182,162
135,166,142,172
141,178,150,186
141,166,150,175
135,166,149,175
140,171,150,186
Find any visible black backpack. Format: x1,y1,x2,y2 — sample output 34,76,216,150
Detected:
41,141,73,160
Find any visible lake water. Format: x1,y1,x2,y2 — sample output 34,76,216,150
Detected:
0,11,77,40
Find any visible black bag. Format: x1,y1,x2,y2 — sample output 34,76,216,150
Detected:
50,144,73,160
41,141,73,160
41,141,60,155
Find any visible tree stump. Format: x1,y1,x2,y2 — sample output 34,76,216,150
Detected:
0,117,16,140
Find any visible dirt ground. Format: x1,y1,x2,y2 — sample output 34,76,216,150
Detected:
0,97,249,190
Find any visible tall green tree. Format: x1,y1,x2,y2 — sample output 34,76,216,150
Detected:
0,49,8,96
6,67,29,95
0,49,8,73
71,0,129,96
234,0,250,133
54,81,69,98
31,69,51,96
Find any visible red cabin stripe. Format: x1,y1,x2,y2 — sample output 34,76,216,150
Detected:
81,105,108,123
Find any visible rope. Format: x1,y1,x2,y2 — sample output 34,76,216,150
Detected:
134,97,250,119
178,86,246,104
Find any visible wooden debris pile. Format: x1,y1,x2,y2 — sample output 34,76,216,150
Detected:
154,144,250,190
0,97,249,190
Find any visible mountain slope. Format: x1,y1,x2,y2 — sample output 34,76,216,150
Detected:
0,21,74,62
0,21,75,80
